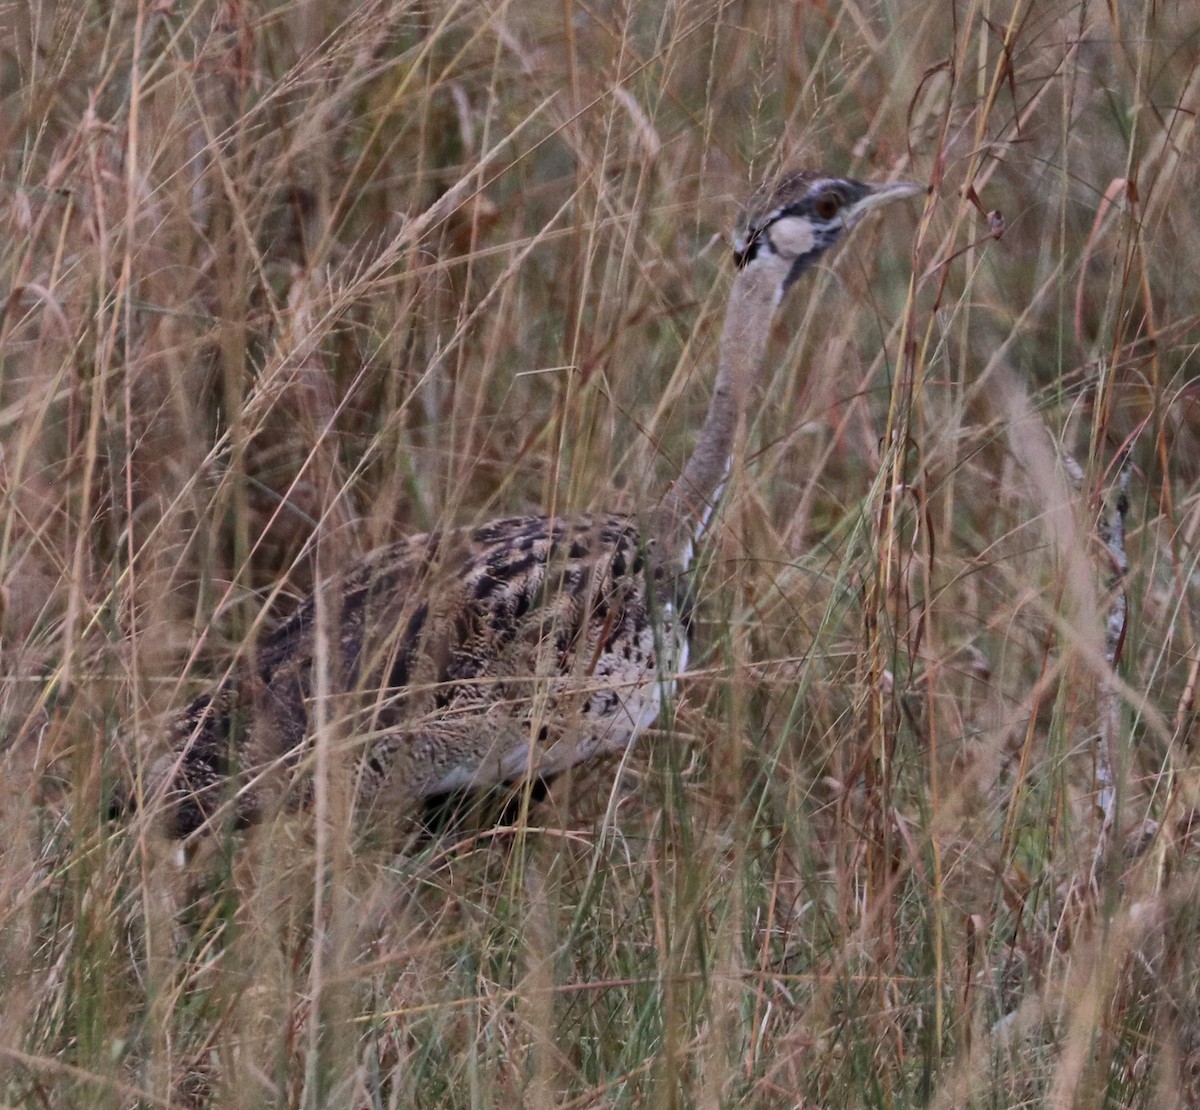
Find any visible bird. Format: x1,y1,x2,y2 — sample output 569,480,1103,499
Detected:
125,169,924,841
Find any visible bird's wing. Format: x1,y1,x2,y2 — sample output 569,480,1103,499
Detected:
147,513,676,837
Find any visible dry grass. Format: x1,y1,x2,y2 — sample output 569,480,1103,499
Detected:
2,0,1200,1105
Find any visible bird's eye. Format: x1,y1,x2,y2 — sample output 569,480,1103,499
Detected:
815,193,842,220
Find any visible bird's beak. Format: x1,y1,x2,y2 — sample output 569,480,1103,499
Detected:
844,179,927,228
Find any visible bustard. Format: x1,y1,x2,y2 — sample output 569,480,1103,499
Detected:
129,170,923,839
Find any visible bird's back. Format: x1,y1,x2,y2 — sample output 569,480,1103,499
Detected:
145,513,690,837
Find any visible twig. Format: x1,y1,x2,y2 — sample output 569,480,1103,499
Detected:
1093,450,1134,841
1052,438,1134,870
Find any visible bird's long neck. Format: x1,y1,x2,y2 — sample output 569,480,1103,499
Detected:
656,262,782,570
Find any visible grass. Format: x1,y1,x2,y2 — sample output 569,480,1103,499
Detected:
3,0,1200,1105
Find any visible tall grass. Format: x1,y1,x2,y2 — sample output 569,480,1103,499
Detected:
2,0,1199,1105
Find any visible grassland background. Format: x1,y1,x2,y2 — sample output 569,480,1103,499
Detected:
2,0,1199,1105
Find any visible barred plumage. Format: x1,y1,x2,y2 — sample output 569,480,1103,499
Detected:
153,514,686,837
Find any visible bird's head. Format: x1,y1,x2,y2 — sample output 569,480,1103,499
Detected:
733,171,925,300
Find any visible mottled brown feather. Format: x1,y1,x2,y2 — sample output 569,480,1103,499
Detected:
147,514,687,837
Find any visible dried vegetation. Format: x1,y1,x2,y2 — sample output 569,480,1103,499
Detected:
2,0,1200,1105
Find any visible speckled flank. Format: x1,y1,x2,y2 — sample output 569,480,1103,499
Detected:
147,514,690,837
